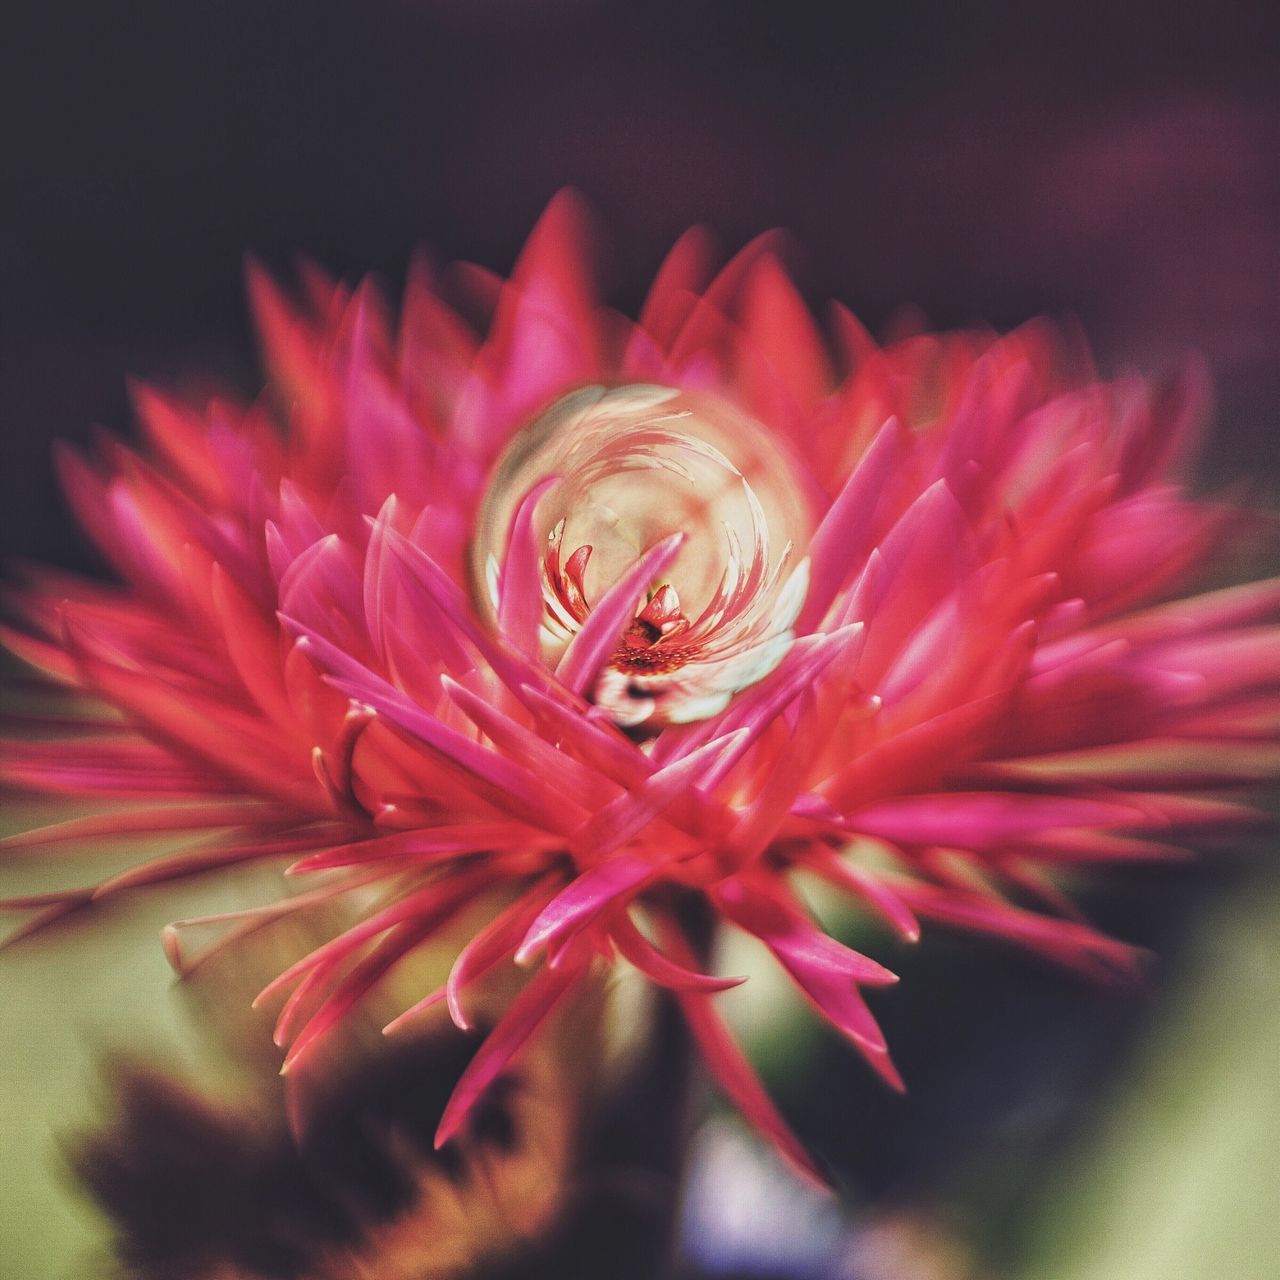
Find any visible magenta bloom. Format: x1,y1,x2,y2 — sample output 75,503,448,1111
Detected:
5,195,1279,1179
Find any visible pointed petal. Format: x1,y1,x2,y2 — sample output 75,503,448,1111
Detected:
435,957,585,1148
556,534,685,695
612,911,745,992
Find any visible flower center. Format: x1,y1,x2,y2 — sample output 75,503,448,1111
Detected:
474,385,814,728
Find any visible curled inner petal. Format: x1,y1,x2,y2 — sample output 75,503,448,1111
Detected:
474,385,815,727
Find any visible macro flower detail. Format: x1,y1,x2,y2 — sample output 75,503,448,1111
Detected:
4,193,1279,1181
472,383,814,728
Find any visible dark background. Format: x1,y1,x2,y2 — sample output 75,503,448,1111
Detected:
3,0,1278,569
1,3,1278,1274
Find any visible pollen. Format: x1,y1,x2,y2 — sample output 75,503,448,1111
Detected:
611,642,704,676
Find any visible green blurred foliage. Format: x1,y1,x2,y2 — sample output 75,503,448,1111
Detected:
1006,868,1280,1280
0,800,263,1278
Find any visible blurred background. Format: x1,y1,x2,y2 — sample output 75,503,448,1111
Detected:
2,2,1279,1277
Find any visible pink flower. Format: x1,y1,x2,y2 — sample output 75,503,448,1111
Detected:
4,194,1278,1180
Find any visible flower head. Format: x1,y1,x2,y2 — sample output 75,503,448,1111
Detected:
5,194,1279,1180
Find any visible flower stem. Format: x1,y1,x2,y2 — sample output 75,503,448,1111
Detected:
541,889,717,1279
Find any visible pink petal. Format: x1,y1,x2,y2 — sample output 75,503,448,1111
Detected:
803,852,922,942
658,919,827,1185
435,956,586,1149
798,416,904,631
515,853,656,965
611,911,746,993
846,792,1151,850
714,878,902,1088
566,729,750,863
443,874,563,1031
555,533,685,695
